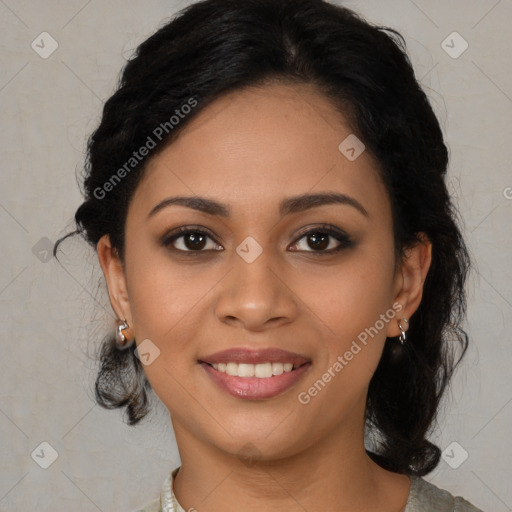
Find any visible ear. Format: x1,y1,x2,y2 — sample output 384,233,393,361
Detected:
386,233,432,338
96,234,133,328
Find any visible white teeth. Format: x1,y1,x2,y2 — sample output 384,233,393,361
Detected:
272,362,284,376
226,362,238,376
237,363,254,377
255,362,272,378
210,362,297,378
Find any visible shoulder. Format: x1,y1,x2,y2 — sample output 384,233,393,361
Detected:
135,498,161,512
406,476,484,512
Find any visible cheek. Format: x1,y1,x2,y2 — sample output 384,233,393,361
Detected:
293,246,396,387
125,242,208,336
298,247,395,336
123,246,206,372
123,252,205,407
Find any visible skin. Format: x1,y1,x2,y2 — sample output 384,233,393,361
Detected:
97,81,432,511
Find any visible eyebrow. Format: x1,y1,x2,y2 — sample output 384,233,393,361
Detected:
147,192,369,219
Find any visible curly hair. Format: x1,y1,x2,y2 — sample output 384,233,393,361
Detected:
54,0,471,476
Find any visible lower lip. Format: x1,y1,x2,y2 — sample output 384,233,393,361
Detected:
200,362,312,400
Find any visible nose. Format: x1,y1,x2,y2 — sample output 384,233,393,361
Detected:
214,246,298,332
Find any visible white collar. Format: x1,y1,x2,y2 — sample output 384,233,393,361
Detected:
160,467,185,512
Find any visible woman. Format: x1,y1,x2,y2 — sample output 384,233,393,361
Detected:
54,0,484,510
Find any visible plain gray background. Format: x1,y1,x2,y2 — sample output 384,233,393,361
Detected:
1,0,511,510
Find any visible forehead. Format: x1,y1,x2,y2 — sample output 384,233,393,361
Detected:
130,82,390,222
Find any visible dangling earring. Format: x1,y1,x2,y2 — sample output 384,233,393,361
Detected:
116,319,133,347
397,318,409,345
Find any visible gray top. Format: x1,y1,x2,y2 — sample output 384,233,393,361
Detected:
404,475,483,511
137,467,484,511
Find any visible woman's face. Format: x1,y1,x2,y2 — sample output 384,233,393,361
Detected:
102,82,421,461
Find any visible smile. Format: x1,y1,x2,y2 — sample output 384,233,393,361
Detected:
209,361,299,378
200,362,312,400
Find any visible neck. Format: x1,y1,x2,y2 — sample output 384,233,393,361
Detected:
171,411,410,512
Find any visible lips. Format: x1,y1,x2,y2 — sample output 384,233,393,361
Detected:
198,348,312,400
199,347,310,366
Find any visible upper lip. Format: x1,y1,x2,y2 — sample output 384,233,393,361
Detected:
199,348,311,366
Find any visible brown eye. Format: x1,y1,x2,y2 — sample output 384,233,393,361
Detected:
305,232,330,251
180,232,208,250
163,228,222,252
290,226,354,253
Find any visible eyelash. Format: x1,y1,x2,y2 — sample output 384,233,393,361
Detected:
161,224,354,256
